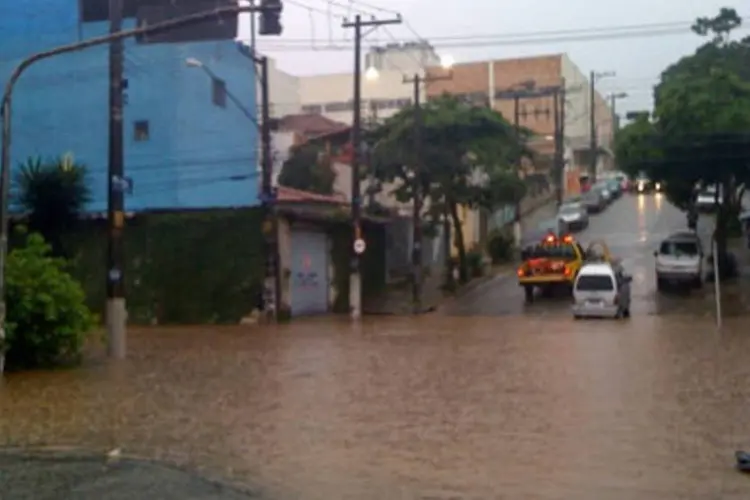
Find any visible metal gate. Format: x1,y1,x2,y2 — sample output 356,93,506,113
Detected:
290,230,329,316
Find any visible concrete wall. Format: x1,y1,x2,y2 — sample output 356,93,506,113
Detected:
298,70,417,124
1,0,259,212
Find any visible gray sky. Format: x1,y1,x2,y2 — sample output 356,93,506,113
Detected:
242,0,746,116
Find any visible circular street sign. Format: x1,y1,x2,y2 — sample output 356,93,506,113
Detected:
353,238,366,255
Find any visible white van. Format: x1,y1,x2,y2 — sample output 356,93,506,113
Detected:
572,263,632,319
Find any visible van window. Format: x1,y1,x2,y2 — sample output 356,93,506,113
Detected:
575,274,614,291
659,241,699,256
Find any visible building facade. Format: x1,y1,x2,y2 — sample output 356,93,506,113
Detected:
425,53,615,180
1,0,259,212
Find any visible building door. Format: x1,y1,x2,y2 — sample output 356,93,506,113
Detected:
290,230,329,316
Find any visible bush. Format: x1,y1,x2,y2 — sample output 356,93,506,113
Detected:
2,232,95,370
487,228,514,264
466,249,485,278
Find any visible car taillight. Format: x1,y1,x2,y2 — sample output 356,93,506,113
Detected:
563,266,572,277
517,268,525,277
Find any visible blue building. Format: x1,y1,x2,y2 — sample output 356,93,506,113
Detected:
0,0,259,212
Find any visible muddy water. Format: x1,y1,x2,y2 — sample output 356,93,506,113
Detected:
3,316,750,499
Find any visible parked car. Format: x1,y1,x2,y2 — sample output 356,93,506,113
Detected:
594,182,613,204
606,178,622,199
582,188,607,213
654,231,704,290
572,262,632,319
557,201,589,232
695,185,721,212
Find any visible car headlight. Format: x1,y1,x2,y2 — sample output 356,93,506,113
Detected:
655,182,661,190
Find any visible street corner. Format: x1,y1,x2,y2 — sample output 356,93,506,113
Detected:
0,448,262,500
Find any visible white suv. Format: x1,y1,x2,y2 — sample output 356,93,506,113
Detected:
654,232,703,290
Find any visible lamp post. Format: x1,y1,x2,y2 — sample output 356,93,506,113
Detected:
186,51,279,322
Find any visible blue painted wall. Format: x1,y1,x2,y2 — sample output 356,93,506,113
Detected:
0,0,259,212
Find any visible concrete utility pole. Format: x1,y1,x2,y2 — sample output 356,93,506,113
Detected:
552,79,567,207
106,0,126,359
589,70,615,183
342,14,401,320
0,3,269,373
609,91,627,133
403,69,451,314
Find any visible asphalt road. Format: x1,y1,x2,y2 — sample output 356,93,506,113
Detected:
442,192,724,317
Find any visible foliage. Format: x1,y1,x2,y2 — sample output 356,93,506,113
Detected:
15,156,90,257
369,94,530,284
466,249,485,278
61,209,265,324
3,232,95,370
614,7,750,274
277,142,336,194
487,228,514,264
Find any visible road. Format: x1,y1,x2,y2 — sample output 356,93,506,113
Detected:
4,193,750,499
443,192,725,318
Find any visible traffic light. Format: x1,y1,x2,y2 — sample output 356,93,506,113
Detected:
258,0,283,36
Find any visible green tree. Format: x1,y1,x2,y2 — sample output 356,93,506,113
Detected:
15,156,90,256
2,232,95,371
615,7,750,275
369,94,529,284
277,142,336,194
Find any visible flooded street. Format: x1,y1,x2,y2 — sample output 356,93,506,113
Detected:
3,193,750,499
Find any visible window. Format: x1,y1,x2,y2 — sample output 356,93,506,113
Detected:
575,275,614,291
212,78,227,108
134,120,149,142
324,101,353,112
659,241,699,256
302,104,322,114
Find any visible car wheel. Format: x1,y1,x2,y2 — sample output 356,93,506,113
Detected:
693,277,703,289
623,308,631,318
573,314,582,320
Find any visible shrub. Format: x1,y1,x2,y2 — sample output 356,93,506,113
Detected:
487,228,514,264
2,232,95,370
466,249,485,278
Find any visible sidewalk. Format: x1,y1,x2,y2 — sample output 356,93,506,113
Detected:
0,449,261,500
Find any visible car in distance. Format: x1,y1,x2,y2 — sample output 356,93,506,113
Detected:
582,186,607,213
572,262,632,319
654,231,704,290
695,185,721,212
557,201,589,232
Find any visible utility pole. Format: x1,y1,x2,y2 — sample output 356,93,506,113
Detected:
553,86,562,207
106,0,126,359
258,55,281,321
404,70,451,314
558,81,566,206
609,92,627,133
512,94,522,248
342,14,401,320
589,70,597,184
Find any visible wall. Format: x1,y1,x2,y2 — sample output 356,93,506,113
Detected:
0,0,259,212
426,54,563,137
266,57,301,118
298,69,418,124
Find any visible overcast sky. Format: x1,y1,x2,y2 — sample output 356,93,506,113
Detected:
240,0,746,116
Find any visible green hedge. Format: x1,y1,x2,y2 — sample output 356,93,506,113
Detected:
59,209,264,324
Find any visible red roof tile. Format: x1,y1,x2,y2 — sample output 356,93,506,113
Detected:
278,114,350,138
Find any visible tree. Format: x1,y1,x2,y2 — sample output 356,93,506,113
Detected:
615,7,750,276
369,94,529,284
277,142,336,195
14,156,90,257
